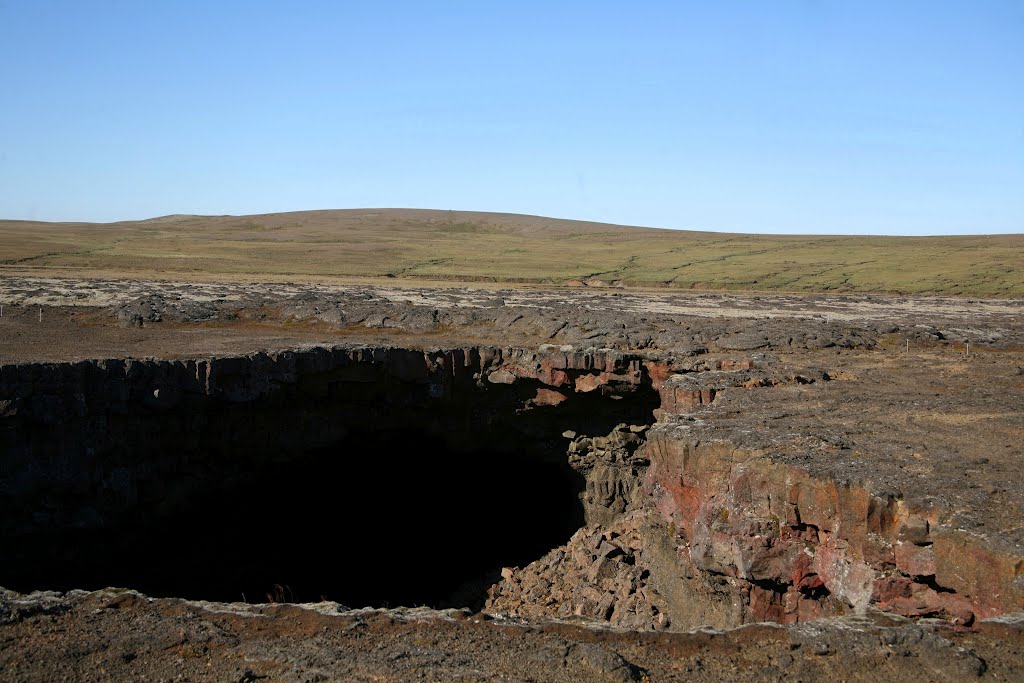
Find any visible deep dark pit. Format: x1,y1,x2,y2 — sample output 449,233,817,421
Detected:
4,428,584,608
0,346,659,609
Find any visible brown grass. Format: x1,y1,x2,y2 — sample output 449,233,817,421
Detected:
1,208,1021,296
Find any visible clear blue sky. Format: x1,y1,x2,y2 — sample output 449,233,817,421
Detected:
1,1,1021,234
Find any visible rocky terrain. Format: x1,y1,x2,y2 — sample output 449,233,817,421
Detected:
4,587,1022,683
2,275,1024,680
1,275,1021,361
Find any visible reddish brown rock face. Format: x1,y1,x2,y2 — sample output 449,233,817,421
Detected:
482,347,651,393
658,384,718,414
641,432,1024,626
653,367,754,418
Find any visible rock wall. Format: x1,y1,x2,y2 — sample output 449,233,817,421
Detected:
642,431,1024,627
566,424,649,526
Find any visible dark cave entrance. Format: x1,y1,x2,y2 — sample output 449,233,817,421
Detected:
1,349,661,609
4,428,586,609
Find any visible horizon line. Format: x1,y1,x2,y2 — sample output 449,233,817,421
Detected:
2,206,1022,239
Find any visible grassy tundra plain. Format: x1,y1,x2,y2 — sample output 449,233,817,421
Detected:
1,209,1021,296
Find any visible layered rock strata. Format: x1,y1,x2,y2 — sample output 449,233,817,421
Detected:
643,432,1018,626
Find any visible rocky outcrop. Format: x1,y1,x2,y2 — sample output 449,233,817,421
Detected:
655,372,733,416
486,353,1024,630
642,431,1024,627
566,424,650,526
85,280,894,353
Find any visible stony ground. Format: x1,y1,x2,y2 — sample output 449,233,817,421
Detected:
2,276,1024,680
1,275,1021,363
3,587,1023,683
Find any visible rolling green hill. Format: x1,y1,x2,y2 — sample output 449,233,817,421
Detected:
1,209,1021,296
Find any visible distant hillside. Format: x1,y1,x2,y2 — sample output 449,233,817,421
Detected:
1,209,1021,296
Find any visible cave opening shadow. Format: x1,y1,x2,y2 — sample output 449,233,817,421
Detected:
12,427,586,610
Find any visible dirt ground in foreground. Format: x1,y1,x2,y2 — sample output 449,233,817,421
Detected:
3,588,1024,683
